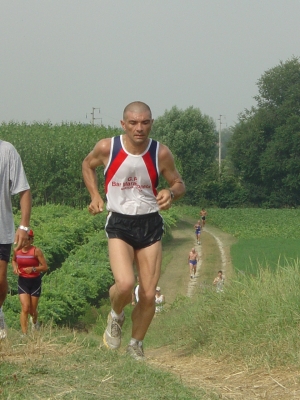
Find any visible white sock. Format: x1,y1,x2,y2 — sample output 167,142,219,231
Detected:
111,309,124,320
130,338,143,347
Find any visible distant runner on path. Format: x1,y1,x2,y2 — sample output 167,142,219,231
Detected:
155,286,165,313
194,220,202,245
200,208,207,228
188,247,199,279
213,270,225,292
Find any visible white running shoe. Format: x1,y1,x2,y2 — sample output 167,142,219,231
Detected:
126,343,145,361
103,313,124,349
30,316,40,331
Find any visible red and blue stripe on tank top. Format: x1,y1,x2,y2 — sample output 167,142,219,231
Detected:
105,136,159,195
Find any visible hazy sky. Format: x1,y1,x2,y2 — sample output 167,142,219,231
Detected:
1,0,300,128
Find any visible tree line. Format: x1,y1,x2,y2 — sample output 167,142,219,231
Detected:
1,56,300,208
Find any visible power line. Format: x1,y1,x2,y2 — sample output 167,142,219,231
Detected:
86,107,102,125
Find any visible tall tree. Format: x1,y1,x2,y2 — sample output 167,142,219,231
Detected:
152,106,217,205
229,57,300,207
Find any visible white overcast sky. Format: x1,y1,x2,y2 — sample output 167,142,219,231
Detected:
1,0,299,128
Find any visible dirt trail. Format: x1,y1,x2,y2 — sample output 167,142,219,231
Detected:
147,217,300,400
156,217,235,307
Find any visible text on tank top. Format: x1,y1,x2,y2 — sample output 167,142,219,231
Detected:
104,135,160,215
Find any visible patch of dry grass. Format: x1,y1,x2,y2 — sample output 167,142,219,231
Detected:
0,325,211,400
147,346,300,400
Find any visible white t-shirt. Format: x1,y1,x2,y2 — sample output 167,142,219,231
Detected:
155,294,164,312
0,141,30,243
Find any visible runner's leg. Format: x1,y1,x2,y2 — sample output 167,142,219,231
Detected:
19,293,31,334
108,238,136,314
30,295,40,324
0,260,8,307
131,241,162,341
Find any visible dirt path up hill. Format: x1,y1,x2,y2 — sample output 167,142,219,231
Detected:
157,217,235,305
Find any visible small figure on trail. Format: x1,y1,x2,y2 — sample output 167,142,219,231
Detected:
131,290,136,306
188,247,199,279
213,270,225,292
194,220,201,245
134,277,140,304
12,230,48,337
200,208,207,228
155,286,165,313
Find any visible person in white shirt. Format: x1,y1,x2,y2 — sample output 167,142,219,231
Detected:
155,287,165,313
213,270,225,292
0,140,31,339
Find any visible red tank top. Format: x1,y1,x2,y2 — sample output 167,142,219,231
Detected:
15,246,40,278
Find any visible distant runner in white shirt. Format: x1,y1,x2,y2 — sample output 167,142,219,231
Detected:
155,287,165,313
135,277,140,303
213,270,225,292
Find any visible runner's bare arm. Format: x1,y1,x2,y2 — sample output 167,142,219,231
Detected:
82,138,111,214
156,144,185,210
35,248,49,272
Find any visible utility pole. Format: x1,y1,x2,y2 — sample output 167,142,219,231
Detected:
90,107,102,125
218,115,223,175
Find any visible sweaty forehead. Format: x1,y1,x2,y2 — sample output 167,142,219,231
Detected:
125,110,152,121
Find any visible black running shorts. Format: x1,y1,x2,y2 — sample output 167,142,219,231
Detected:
18,276,42,297
105,212,164,249
0,244,12,262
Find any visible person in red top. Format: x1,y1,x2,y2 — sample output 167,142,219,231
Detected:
12,230,48,336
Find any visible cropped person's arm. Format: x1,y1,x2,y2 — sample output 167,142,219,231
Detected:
11,251,19,275
14,189,32,250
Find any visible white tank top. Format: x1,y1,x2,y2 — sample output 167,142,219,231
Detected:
104,135,160,215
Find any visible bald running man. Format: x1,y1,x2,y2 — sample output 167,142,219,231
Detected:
82,101,185,360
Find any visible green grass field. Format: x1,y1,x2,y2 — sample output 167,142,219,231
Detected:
231,237,300,274
181,206,300,274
